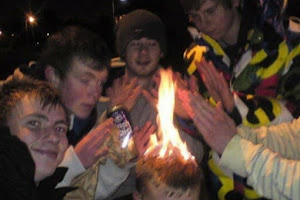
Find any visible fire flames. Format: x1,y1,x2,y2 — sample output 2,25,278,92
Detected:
146,68,194,161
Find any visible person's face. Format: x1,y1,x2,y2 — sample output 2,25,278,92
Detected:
58,57,108,119
7,96,68,182
134,181,200,200
125,37,163,77
188,0,238,41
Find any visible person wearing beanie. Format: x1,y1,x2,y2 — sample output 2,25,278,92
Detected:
95,9,205,200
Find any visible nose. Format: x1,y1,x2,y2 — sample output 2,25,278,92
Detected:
44,129,60,145
87,83,102,102
139,44,149,55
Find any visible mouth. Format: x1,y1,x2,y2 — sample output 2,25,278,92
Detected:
81,103,95,110
136,60,151,66
33,149,58,159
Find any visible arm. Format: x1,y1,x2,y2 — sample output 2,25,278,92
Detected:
220,134,300,200
237,117,300,159
196,56,294,128
179,89,300,199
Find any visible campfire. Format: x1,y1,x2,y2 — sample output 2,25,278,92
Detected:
145,68,195,161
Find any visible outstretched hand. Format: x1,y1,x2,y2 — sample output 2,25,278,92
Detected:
178,89,237,154
107,73,142,112
75,118,114,168
197,58,234,113
142,69,199,120
133,121,156,157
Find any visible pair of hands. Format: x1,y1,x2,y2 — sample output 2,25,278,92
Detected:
177,58,237,154
75,118,156,169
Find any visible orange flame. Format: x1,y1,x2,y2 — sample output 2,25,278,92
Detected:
146,68,194,161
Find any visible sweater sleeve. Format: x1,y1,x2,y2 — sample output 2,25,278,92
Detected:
57,146,86,187
220,134,300,200
237,117,300,159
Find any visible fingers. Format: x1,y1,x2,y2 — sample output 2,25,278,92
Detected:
143,89,158,110
189,75,199,93
177,88,195,118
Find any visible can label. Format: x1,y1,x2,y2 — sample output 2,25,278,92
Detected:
110,109,133,148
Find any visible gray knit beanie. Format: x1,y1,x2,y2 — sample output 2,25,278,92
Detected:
116,9,167,57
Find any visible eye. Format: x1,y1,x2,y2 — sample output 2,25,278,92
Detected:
149,42,158,47
206,5,217,14
130,41,142,48
80,78,89,85
27,120,41,129
55,125,67,134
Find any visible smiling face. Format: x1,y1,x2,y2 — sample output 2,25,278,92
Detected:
188,0,240,44
58,56,108,119
7,95,68,182
125,37,163,78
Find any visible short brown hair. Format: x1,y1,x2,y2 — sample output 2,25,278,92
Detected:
180,0,233,12
0,79,67,125
136,146,203,198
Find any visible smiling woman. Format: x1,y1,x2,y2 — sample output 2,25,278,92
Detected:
0,79,75,200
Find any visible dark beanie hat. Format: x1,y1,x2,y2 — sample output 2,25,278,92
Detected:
116,9,167,57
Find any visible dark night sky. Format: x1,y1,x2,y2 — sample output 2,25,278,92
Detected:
0,0,191,77
0,0,299,78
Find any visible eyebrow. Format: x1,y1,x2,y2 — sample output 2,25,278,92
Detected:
26,113,68,125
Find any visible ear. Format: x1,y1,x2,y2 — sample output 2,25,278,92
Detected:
133,191,143,200
45,66,60,88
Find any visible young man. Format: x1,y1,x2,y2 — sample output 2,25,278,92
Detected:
178,88,300,200
133,146,204,200
0,79,73,199
180,0,299,199
95,9,204,199
1,26,142,200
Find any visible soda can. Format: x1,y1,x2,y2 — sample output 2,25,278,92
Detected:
107,106,133,148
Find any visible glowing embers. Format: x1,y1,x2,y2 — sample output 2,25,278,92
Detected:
146,68,194,161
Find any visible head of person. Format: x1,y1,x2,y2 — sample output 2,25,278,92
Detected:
133,146,202,200
0,79,69,183
36,25,110,119
180,0,240,43
116,9,167,78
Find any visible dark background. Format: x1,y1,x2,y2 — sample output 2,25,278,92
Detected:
0,0,299,80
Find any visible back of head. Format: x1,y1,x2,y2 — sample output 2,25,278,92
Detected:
115,9,167,58
0,79,65,125
35,25,110,80
135,146,202,199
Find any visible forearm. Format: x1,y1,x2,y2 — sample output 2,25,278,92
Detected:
237,117,300,159
220,135,300,200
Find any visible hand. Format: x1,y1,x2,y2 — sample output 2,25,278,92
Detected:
133,121,156,157
75,118,114,168
197,58,234,112
178,89,237,154
173,72,199,119
142,73,159,112
107,73,142,112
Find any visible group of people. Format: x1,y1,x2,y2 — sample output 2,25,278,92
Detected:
0,0,299,199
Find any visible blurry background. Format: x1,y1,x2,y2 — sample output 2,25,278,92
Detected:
0,0,299,80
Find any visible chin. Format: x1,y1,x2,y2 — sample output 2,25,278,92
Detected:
74,110,92,119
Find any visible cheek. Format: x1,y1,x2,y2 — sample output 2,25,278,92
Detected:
58,136,68,159
60,81,86,109
17,129,40,148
